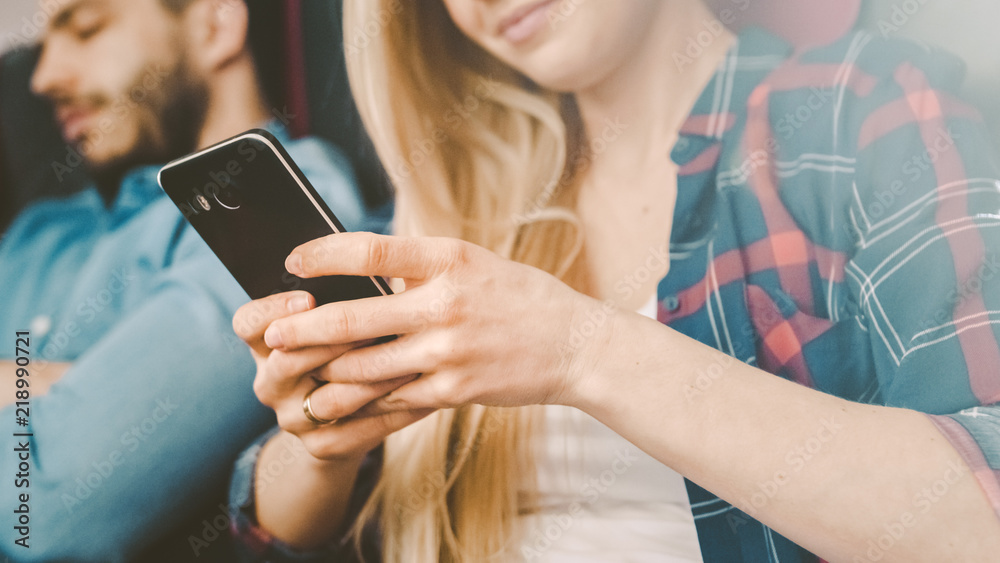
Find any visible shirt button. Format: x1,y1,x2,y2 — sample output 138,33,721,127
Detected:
670,137,693,165
30,315,52,339
663,295,681,313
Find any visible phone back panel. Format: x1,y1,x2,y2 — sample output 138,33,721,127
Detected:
158,129,391,305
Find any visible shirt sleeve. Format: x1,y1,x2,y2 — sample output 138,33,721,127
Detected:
229,427,334,563
843,42,1000,520
229,428,384,563
0,229,277,562
927,407,1000,519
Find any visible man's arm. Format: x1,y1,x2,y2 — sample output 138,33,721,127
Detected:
0,361,70,408
0,247,275,563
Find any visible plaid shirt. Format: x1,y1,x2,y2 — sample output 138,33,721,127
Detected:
230,28,1000,562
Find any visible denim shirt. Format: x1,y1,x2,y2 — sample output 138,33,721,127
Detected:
0,123,387,562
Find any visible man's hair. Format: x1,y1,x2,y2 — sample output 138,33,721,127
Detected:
158,0,284,107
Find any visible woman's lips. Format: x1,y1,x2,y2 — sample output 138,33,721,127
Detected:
497,0,558,45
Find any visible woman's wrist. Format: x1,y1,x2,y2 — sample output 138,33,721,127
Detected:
301,443,368,473
254,431,369,549
559,304,643,414
267,430,369,494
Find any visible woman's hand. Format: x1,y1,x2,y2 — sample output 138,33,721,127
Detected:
261,232,611,416
233,290,435,461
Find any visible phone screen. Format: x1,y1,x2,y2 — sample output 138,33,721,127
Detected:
158,130,391,305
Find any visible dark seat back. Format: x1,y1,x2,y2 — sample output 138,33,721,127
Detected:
0,46,91,231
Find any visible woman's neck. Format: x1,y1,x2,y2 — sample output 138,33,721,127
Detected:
574,0,735,179
568,1,736,307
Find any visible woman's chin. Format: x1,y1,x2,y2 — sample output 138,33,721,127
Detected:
510,57,601,94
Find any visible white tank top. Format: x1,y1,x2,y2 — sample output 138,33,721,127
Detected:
515,295,703,562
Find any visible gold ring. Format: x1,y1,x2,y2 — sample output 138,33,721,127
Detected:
303,385,337,426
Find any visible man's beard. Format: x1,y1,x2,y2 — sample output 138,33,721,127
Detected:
85,56,209,203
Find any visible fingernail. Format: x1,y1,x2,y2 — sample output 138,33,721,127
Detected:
264,325,284,349
288,295,311,313
286,253,303,275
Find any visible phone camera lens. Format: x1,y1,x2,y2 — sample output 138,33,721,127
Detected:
196,195,211,211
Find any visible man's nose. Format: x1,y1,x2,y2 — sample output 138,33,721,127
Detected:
30,39,73,99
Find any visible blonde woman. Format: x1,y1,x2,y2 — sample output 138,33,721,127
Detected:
228,0,1000,561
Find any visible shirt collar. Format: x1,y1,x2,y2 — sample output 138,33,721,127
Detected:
669,27,792,246
670,27,792,163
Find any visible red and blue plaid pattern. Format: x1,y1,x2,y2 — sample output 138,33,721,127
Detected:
663,28,1000,562
229,27,1000,563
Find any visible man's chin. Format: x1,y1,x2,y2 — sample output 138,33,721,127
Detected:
70,79,208,201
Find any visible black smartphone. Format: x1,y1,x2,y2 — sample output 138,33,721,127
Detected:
157,128,392,305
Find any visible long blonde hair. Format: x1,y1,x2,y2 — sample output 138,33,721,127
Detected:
344,0,588,560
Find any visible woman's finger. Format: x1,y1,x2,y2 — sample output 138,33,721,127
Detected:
264,284,451,350
233,291,315,356
312,332,437,385
253,342,366,405
352,374,451,417
265,374,322,427
276,374,420,435
287,232,470,281
297,407,437,461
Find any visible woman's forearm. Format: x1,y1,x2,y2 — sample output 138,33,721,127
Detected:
254,430,367,550
568,314,1000,561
